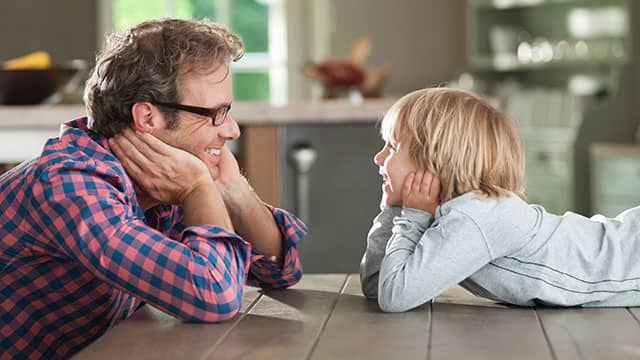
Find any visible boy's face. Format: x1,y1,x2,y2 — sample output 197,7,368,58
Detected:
374,139,417,206
152,63,240,180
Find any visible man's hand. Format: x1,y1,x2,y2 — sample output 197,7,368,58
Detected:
402,169,441,214
109,128,213,206
209,145,284,258
110,128,233,230
214,145,245,200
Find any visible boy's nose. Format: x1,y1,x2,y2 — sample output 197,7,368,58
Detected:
373,149,386,166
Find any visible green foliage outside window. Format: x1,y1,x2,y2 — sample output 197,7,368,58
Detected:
112,0,270,101
112,0,194,31
233,72,270,101
231,0,268,53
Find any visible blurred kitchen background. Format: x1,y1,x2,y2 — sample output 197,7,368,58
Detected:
0,0,638,272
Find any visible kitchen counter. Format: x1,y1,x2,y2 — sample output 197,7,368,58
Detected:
0,98,395,204
0,97,396,128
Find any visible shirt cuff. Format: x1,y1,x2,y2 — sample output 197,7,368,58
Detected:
398,207,434,233
250,205,307,274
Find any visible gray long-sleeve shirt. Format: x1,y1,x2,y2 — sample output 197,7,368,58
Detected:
360,192,640,312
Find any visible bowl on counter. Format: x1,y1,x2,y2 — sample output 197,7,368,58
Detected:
0,63,85,105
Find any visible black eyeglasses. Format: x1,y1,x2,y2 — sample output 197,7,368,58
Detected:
153,101,232,126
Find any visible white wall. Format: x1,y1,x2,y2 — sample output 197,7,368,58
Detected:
0,0,98,65
287,0,466,99
331,0,466,95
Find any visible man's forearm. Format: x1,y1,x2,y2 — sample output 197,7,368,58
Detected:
221,179,284,258
182,182,234,232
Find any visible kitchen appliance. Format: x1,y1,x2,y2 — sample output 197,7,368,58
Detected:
280,122,383,273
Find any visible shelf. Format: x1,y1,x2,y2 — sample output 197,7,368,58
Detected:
470,55,628,72
474,0,617,10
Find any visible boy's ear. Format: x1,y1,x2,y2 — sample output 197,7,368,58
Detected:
131,102,163,132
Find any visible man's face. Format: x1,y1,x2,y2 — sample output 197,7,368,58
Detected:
153,63,240,179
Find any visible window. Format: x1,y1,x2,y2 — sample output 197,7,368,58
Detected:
104,0,287,102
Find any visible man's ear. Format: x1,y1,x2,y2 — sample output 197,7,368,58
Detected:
131,102,163,132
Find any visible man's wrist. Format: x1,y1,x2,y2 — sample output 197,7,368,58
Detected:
218,176,253,211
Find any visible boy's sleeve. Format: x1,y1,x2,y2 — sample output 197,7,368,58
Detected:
360,206,402,298
377,208,492,312
245,205,308,289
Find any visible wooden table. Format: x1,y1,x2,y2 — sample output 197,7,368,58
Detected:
74,273,640,359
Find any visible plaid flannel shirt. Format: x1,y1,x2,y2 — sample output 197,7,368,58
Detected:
0,118,307,359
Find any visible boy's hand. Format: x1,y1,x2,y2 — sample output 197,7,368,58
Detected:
402,169,441,214
110,128,214,206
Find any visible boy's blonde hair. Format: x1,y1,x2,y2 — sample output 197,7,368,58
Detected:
381,87,525,200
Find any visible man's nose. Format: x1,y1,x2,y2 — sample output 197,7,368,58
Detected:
222,113,241,140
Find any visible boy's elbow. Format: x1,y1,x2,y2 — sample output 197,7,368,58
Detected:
377,280,428,313
360,274,379,299
378,295,412,313
377,284,405,312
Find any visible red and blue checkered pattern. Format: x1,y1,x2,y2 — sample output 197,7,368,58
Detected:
0,118,306,359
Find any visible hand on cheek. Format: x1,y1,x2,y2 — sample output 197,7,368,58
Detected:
109,128,212,206
215,146,241,183
401,169,441,214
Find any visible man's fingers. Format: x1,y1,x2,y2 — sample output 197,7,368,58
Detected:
136,130,174,157
119,128,167,163
109,135,147,176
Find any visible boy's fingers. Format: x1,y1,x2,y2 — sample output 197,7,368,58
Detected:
403,172,415,196
413,170,425,193
421,171,433,194
430,176,441,198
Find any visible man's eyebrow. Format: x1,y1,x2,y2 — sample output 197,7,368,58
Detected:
206,101,232,109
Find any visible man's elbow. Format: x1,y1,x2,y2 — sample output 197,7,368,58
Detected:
189,298,242,323
287,267,303,287
181,285,244,323
261,266,302,290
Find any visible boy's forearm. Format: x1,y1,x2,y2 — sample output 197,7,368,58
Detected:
360,207,402,297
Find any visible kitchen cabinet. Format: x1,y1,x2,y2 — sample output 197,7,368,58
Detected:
467,0,631,83
466,0,631,213
590,143,640,217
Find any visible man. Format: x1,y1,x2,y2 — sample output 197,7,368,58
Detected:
0,18,306,359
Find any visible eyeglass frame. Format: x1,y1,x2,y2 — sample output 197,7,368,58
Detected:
152,101,232,126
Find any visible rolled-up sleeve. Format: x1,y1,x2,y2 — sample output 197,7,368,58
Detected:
246,205,307,289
